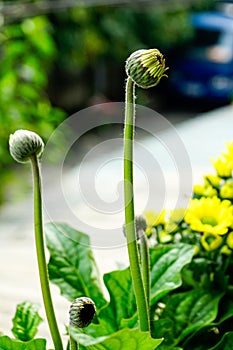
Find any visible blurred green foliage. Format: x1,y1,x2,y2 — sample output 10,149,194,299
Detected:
51,5,195,72
0,15,66,162
0,0,214,203
0,14,66,202
49,1,213,105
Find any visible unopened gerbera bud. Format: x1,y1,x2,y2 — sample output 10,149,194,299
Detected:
69,297,96,329
125,49,168,89
135,215,147,233
123,215,147,239
9,129,44,163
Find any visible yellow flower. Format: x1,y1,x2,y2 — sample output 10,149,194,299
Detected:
170,208,186,222
226,231,233,249
200,232,223,251
223,141,233,162
211,156,233,178
220,181,233,199
221,245,232,255
158,230,172,243
193,184,217,197
204,174,222,187
193,245,200,255
144,209,166,227
165,208,186,233
185,197,233,235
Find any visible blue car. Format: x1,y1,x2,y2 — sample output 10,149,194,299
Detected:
169,11,233,101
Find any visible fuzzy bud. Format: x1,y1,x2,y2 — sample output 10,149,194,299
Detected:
69,297,96,329
135,215,147,233
9,129,44,163
123,215,147,240
125,49,168,89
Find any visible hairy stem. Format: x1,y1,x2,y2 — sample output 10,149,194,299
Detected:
70,334,78,350
139,230,150,304
124,77,150,332
30,155,63,350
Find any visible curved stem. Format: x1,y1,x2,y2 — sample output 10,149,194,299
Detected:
30,155,63,350
124,77,150,332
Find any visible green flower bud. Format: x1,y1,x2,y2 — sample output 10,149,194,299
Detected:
69,297,96,329
126,49,168,89
9,129,44,163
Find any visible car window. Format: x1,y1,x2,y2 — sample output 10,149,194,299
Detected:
193,28,222,47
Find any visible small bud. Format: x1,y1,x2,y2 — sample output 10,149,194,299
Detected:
135,215,147,233
69,297,96,329
9,129,44,163
125,49,168,89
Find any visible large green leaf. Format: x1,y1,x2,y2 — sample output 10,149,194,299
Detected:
71,327,163,349
86,244,194,335
45,223,107,309
150,244,194,305
101,268,137,331
152,289,223,349
208,332,233,350
11,301,42,342
96,244,193,333
215,297,233,325
182,296,233,349
0,336,46,350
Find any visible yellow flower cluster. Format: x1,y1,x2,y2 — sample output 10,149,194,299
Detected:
143,209,166,238
193,174,222,198
143,141,233,254
143,208,186,243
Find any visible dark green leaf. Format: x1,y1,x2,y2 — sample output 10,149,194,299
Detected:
150,244,194,305
93,244,193,333
101,268,137,331
71,327,163,349
45,223,107,309
11,301,42,341
215,297,233,325
208,332,233,350
153,289,223,349
0,336,46,350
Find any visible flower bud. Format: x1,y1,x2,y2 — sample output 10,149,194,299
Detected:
123,215,147,240
69,297,96,329
9,129,44,163
135,215,147,233
125,49,168,89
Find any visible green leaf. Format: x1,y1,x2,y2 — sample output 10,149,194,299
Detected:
208,332,233,350
100,268,137,331
183,297,233,349
215,297,233,325
11,301,42,342
45,223,107,309
153,289,223,349
97,244,194,333
71,327,163,349
150,244,194,305
0,336,46,350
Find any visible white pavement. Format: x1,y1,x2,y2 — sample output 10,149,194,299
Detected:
0,103,233,347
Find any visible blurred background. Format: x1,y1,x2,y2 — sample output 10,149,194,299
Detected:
0,0,232,205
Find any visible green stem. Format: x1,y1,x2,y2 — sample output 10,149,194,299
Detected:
30,155,63,350
124,77,150,332
139,230,150,304
70,334,78,350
